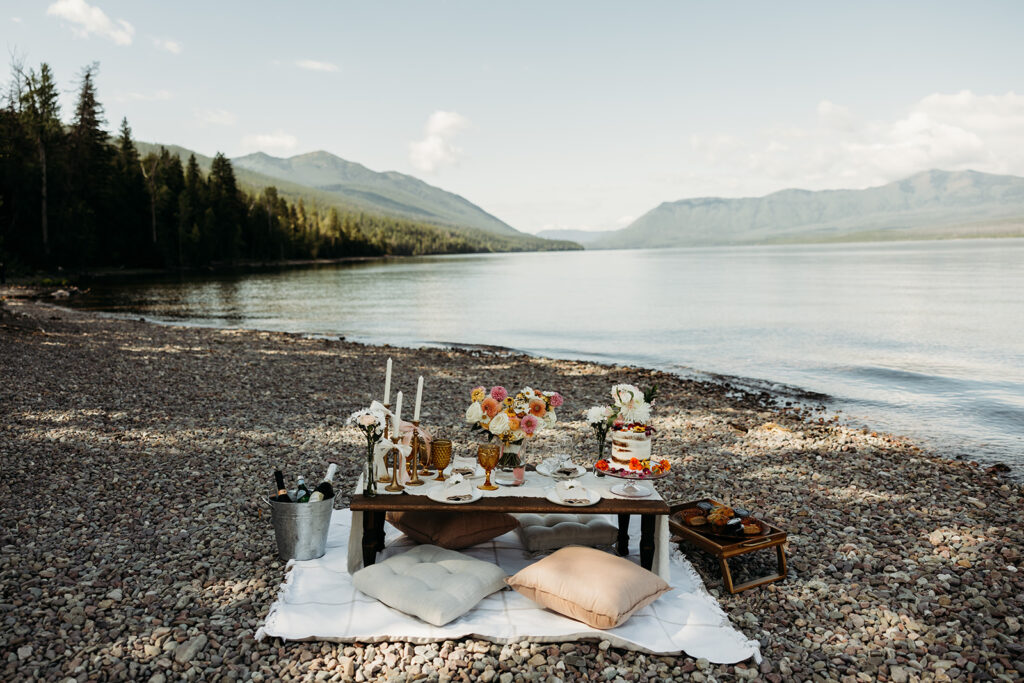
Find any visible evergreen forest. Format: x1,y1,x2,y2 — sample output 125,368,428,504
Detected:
0,62,576,274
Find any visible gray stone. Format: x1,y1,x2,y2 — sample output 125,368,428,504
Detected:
173,634,208,664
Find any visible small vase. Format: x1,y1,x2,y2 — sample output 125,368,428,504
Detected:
494,440,526,486
364,447,377,497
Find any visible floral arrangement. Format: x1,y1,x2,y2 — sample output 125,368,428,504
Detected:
595,456,671,476
348,405,387,496
466,385,563,462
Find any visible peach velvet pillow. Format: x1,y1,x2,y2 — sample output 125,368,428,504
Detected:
386,510,519,550
505,546,671,629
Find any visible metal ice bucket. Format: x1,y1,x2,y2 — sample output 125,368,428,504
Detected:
265,494,334,561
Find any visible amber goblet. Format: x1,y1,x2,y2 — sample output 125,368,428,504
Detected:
432,439,453,481
477,444,500,491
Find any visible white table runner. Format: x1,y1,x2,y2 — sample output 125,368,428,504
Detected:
346,467,671,580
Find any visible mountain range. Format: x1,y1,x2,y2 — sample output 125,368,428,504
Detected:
589,169,1024,249
135,143,578,252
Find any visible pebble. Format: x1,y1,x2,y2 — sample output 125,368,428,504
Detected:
1,298,1020,683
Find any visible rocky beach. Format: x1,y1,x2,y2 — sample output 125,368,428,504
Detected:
2,294,1022,682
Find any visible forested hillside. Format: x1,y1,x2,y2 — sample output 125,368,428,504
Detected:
0,62,578,274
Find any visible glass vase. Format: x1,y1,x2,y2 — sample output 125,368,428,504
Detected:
494,440,526,486
364,446,377,496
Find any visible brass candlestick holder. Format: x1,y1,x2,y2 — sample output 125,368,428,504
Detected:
378,402,393,483
413,421,433,476
384,443,404,492
405,424,424,487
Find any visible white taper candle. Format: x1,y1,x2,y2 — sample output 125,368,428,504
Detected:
413,375,424,422
393,390,403,436
383,358,392,404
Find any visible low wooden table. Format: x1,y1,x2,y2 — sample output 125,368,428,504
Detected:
350,494,670,571
669,500,788,594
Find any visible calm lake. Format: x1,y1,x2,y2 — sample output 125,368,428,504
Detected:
72,238,1024,473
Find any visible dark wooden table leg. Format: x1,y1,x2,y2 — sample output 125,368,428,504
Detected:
639,514,656,570
374,510,386,551
719,557,735,593
617,514,631,556
361,511,380,567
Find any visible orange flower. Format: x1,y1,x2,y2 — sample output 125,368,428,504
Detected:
481,397,500,418
595,459,609,471
507,415,521,431
528,398,547,418
659,459,670,471
629,457,642,471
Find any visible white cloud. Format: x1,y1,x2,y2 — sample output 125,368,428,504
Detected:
196,109,237,126
152,37,181,54
116,89,172,103
242,131,298,152
409,110,469,173
47,0,134,45
295,59,338,72
11,17,22,23
685,91,1024,196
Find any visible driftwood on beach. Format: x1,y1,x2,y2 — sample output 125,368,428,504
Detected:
1,298,1021,682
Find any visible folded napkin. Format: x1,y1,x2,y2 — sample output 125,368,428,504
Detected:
556,479,590,504
449,459,478,478
443,474,473,501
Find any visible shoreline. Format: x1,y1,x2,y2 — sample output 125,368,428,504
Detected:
2,298,1022,681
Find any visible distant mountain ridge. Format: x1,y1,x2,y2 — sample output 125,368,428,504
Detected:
232,150,519,237
593,169,1024,249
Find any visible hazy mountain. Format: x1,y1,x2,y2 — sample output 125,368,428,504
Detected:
592,170,1024,249
534,228,606,245
232,151,518,236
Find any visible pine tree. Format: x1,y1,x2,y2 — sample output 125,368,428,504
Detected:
66,62,111,264
19,62,62,259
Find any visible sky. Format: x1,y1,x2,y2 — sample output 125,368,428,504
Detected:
5,1,1024,234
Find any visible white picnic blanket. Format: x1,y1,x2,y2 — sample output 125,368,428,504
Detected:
256,509,762,664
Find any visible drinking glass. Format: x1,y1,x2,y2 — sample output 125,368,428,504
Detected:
477,444,500,491
431,439,452,481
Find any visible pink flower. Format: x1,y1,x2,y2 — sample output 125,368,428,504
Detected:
548,392,563,408
490,386,509,403
520,414,540,436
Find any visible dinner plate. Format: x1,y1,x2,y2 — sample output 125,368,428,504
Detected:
426,487,483,505
536,461,587,479
545,488,601,507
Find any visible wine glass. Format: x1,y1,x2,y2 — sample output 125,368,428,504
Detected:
477,443,500,491
432,439,452,481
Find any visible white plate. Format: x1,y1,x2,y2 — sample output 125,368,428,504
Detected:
536,461,587,479
427,487,483,505
545,488,601,507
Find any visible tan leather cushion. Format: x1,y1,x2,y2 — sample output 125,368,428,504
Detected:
386,510,519,550
505,546,671,629
515,513,618,552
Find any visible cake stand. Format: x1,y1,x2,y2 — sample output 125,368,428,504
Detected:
601,468,670,497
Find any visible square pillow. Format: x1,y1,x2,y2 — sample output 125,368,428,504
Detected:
515,513,618,552
386,510,518,549
505,546,671,629
351,544,507,626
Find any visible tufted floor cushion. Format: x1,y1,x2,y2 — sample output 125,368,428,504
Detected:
515,513,619,552
386,510,519,549
351,545,507,626
505,546,671,629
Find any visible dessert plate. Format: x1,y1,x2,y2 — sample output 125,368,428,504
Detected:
426,488,483,505
536,461,587,479
545,488,601,507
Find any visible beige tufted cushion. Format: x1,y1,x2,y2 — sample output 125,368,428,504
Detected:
515,513,618,552
351,545,507,626
505,546,671,629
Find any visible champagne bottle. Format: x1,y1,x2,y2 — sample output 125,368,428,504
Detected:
309,463,338,502
295,475,311,503
273,469,291,502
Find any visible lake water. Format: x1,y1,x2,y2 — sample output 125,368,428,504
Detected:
72,238,1024,473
